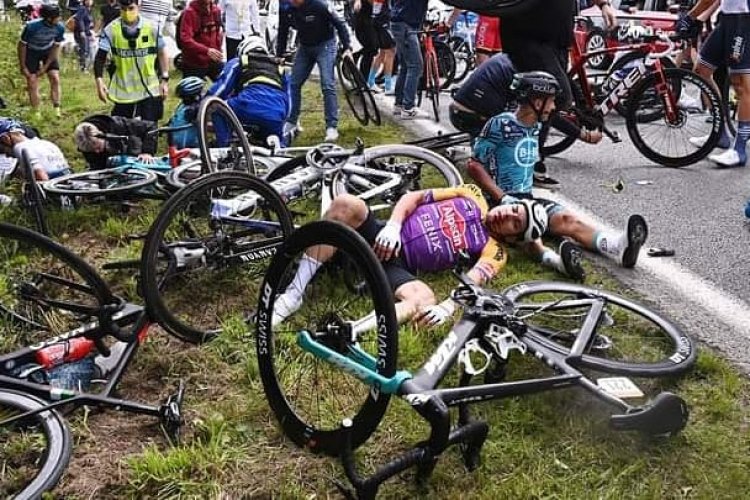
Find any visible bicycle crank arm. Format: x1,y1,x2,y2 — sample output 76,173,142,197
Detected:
609,391,688,436
602,125,621,143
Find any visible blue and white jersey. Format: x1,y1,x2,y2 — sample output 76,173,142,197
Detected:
721,0,750,13
472,112,540,196
21,19,65,52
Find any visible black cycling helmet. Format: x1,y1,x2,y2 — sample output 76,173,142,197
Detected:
40,3,61,19
510,71,561,102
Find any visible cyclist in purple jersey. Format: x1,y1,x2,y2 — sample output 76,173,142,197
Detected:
271,185,549,329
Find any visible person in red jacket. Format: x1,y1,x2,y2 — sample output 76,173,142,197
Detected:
179,0,225,80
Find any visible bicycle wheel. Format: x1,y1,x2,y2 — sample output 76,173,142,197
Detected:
198,96,255,175
141,171,293,343
434,39,456,90
425,52,441,122
42,168,158,197
162,161,203,191
608,52,676,119
503,281,696,376
626,68,722,168
256,221,398,456
0,222,115,347
0,390,72,500
330,144,462,214
541,79,586,157
449,36,474,84
337,56,369,126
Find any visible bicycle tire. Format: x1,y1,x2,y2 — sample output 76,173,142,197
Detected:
503,281,696,376
141,171,293,343
42,168,158,197
434,39,456,90
362,82,382,126
449,36,473,84
337,56,369,126
163,161,204,191
330,144,462,204
0,222,116,341
256,221,398,456
198,96,255,175
626,68,722,168
22,180,49,236
0,390,72,500
426,52,441,122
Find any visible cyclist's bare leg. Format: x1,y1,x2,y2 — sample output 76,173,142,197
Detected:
26,73,41,110
549,211,596,249
730,73,750,121
695,61,734,143
48,70,61,111
353,280,436,333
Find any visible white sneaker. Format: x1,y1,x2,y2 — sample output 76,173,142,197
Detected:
384,85,395,96
271,293,303,327
324,127,339,142
368,84,383,94
709,148,746,168
400,107,424,120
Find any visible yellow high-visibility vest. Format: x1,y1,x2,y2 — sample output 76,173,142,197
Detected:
108,19,159,103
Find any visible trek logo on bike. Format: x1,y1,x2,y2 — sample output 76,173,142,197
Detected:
514,136,538,169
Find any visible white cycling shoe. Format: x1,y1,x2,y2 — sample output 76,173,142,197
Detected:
324,127,339,142
709,149,746,168
271,293,303,327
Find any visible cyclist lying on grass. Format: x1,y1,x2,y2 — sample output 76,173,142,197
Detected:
271,184,548,328
0,117,70,181
73,114,158,170
466,71,649,282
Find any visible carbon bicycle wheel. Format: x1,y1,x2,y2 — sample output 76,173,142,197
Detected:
449,36,474,84
141,171,293,343
256,221,398,456
330,144,462,215
42,168,158,197
503,281,696,376
626,68,722,168
434,39,456,90
0,390,72,500
0,222,116,346
198,96,255,175
337,55,369,126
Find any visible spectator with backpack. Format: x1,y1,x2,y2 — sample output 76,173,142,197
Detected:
207,35,291,146
177,0,224,81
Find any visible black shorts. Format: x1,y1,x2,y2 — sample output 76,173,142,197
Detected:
111,96,164,123
356,211,417,292
502,40,572,109
24,49,60,74
449,102,488,139
373,19,395,50
699,13,750,74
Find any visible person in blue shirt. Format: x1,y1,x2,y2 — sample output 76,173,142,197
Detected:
390,0,428,119
277,0,352,143
74,0,95,72
18,4,65,117
208,35,291,146
467,72,649,280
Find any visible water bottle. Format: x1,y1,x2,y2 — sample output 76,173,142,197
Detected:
601,68,628,94
745,200,750,218
35,337,95,369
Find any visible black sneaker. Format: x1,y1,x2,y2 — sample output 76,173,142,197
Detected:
534,160,547,174
559,240,585,281
621,214,648,268
533,173,561,188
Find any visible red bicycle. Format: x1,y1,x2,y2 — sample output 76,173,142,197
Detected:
416,26,443,122
544,28,723,168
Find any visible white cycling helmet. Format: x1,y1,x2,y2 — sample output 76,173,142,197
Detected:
519,200,548,242
238,35,268,57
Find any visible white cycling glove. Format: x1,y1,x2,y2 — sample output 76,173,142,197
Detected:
374,221,402,256
419,301,456,327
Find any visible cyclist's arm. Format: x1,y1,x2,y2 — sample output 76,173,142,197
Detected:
389,185,488,224
386,190,426,224
468,237,507,285
466,158,505,204
688,0,717,19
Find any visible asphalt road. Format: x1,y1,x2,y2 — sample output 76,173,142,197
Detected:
371,90,750,371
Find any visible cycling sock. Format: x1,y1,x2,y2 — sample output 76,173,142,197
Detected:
540,248,565,273
733,121,750,164
283,253,322,301
593,230,624,257
368,69,377,87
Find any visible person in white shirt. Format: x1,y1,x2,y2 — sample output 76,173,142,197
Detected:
0,119,70,181
221,0,261,59
138,0,175,37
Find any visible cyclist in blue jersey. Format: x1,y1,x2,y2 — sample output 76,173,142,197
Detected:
467,72,649,281
18,4,65,117
166,76,205,149
207,35,291,147
271,185,549,328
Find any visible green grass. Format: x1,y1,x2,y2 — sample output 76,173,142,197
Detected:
2,17,750,499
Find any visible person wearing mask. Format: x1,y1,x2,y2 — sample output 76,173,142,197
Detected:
390,0,428,119
17,4,65,118
221,0,261,60
499,0,617,185
278,0,353,143
95,0,170,122
179,0,224,80
73,0,94,72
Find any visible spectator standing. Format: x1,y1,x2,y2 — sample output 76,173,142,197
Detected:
95,0,170,122
74,0,94,72
350,0,378,81
139,0,175,38
221,0,261,60
99,0,121,30
17,4,65,118
365,0,395,94
390,0,428,119
278,0,352,142
179,0,225,80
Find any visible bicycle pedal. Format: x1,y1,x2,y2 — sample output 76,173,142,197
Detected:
160,380,186,443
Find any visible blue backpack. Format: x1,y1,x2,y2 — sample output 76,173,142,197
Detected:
167,102,200,148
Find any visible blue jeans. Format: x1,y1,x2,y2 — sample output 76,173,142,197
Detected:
391,21,423,110
289,38,338,129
